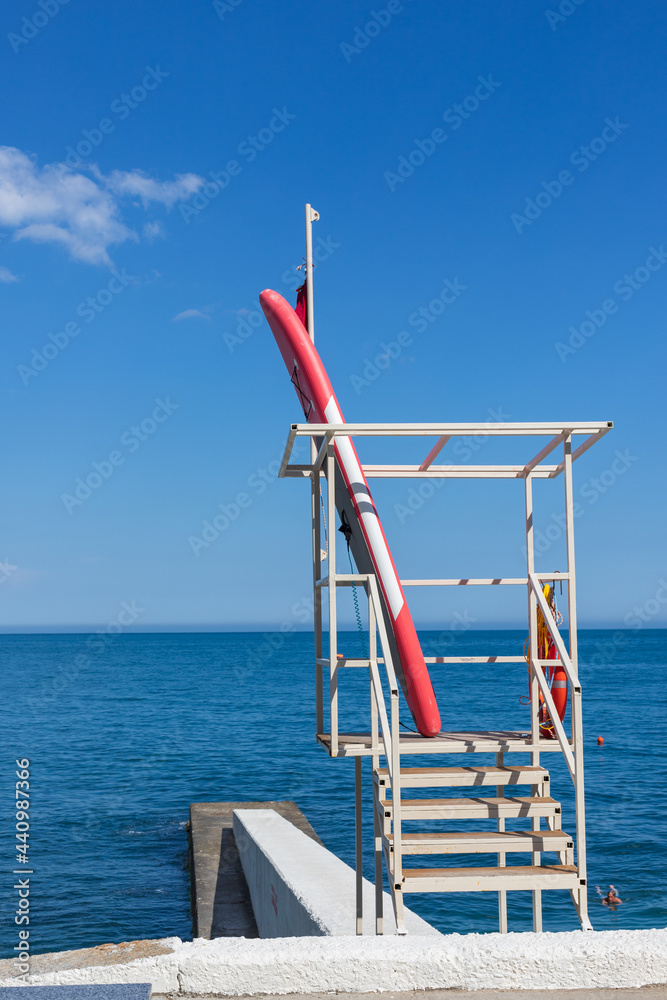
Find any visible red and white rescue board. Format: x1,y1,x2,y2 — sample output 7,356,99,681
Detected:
260,288,441,738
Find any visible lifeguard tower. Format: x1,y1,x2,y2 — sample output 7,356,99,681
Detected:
276,206,611,935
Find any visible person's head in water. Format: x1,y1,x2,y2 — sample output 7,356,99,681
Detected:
602,886,622,905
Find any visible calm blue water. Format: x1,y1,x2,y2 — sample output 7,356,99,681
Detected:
1,628,665,957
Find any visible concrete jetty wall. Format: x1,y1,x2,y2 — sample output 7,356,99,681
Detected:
232,808,440,937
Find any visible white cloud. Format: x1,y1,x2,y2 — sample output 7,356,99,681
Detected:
14,221,137,266
143,220,166,242
102,168,204,208
0,265,18,282
172,308,210,322
0,146,204,266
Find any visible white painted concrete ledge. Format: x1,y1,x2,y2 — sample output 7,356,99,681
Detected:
233,808,439,937
2,929,666,995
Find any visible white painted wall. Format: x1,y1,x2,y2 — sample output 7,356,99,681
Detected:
232,807,440,937
3,929,667,994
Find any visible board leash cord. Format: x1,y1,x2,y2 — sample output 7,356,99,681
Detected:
319,483,329,561
338,511,368,658
349,547,368,658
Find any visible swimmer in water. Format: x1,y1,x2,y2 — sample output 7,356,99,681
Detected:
599,885,622,906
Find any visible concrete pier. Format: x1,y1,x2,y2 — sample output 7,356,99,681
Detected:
189,801,322,939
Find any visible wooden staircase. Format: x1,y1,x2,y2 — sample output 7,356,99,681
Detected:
373,762,584,931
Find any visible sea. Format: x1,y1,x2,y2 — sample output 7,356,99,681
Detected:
1,628,665,958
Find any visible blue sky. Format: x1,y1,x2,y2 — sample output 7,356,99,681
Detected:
1,0,665,630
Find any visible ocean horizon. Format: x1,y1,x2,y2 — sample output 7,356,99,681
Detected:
0,622,656,633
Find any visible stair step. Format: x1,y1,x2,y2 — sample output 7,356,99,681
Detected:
381,796,561,820
398,864,580,893
375,765,549,789
386,829,573,855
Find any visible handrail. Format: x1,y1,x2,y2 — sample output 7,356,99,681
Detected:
530,660,575,777
367,576,400,697
365,573,405,904
369,658,394,783
366,574,403,913
529,572,580,689
528,571,579,780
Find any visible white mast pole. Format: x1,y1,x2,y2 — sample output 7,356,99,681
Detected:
305,203,319,343
305,204,320,473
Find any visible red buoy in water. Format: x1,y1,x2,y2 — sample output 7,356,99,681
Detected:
597,736,604,746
